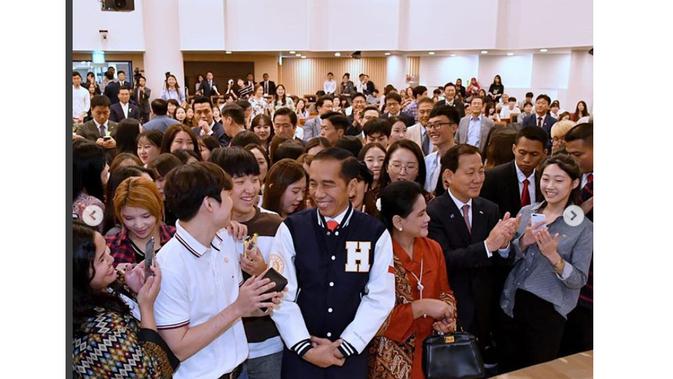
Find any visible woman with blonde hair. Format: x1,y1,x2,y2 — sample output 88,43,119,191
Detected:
106,176,175,265
550,119,577,153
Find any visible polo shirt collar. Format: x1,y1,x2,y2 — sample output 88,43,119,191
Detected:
174,220,210,258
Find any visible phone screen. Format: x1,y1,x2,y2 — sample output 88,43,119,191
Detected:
145,248,154,280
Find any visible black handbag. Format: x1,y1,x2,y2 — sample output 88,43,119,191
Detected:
422,331,486,379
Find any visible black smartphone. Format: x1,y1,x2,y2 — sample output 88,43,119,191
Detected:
144,237,155,281
259,268,288,312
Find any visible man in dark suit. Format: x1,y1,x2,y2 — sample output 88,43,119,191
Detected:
75,95,119,142
363,74,375,95
260,72,276,96
200,71,220,98
521,94,556,149
480,127,548,218
132,76,151,123
103,70,133,104
436,82,466,118
109,87,141,122
190,96,228,146
380,92,415,127
427,144,518,367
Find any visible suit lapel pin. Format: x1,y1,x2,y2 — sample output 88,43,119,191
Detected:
479,210,484,215
450,214,455,219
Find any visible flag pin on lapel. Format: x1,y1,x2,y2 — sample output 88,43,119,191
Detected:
479,210,484,214
450,214,455,219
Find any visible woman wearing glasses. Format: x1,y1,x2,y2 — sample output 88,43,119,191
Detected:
379,139,431,201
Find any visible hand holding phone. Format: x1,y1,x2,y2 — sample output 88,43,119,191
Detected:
530,213,546,230
144,237,155,281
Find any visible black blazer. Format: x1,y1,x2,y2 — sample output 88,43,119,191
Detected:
260,80,276,95
103,80,134,104
480,160,542,219
109,102,141,122
201,80,220,98
191,122,228,147
521,113,555,149
427,193,508,348
436,99,466,118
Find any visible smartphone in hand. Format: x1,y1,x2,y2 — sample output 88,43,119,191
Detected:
530,213,546,229
144,237,155,281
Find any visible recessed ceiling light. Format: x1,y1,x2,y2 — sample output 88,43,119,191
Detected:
539,48,548,52
481,50,488,54
384,52,391,56
295,53,301,57
507,52,514,56
334,52,341,57
289,51,296,54
225,51,232,54
450,54,456,57
301,55,306,59
428,51,435,55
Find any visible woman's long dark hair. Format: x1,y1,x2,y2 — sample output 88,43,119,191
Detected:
379,139,427,191
115,118,141,155
73,141,106,201
73,222,128,336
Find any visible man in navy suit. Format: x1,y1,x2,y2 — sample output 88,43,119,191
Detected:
521,94,556,149
200,71,220,98
109,87,141,122
427,144,519,368
103,70,134,104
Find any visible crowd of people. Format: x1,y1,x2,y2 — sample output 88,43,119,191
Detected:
72,68,593,379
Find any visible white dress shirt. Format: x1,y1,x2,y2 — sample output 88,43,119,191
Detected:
72,85,90,118
515,162,536,205
323,79,337,94
120,102,129,119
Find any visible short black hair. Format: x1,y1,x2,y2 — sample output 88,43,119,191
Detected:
230,130,262,147
508,97,517,102
91,95,111,109
117,70,126,76
443,82,455,89
172,149,202,163
324,113,350,132
236,99,251,110
335,136,363,157
136,130,163,148
221,104,246,125
351,92,366,102
192,96,213,109
564,122,593,146
515,126,549,146
147,153,183,178
385,92,402,104
327,72,334,76
210,146,260,178
525,92,534,98
429,104,460,125
413,85,427,98
73,71,82,78
316,96,334,109
272,140,304,163
535,94,551,105
363,119,392,138
312,147,361,183
150,99,168,115
164,162,232,222
273,107,298,126
440,144,482,175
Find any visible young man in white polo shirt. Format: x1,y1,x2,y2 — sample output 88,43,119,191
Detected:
154,162,279,379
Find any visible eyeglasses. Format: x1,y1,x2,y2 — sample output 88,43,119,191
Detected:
425,122,455,130
389,161,418,173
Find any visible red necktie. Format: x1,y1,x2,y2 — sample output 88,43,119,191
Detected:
580,173,593,203
326,220,339,232
521,178,531,207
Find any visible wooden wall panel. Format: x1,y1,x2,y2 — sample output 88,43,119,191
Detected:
280,58,387,97
406,56,420,85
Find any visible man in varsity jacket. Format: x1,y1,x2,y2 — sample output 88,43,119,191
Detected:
270,147,395,378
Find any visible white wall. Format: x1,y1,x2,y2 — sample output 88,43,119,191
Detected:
401,0,500,50
73,0,145,51
418,55,479,88
416,52,592,107
386,55,406,90
497,0,593,49
226,0,309,51
178,0,226,51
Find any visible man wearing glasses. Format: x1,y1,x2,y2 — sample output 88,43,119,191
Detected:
424,105,460,195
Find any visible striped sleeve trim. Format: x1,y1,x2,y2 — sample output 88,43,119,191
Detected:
338,339,357,357
291,339,312,357
157,320,190,330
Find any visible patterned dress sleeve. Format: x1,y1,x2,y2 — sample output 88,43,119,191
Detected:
73,311,178,378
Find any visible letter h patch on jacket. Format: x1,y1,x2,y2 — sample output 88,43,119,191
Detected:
344,241,371,272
